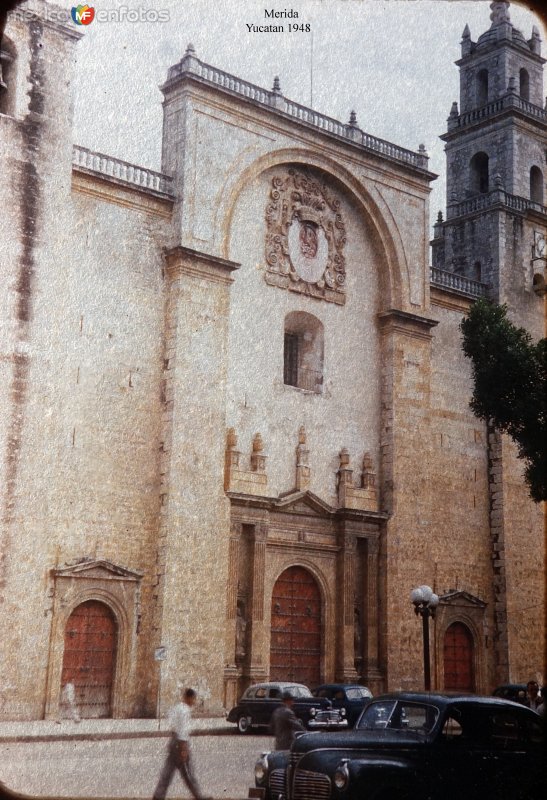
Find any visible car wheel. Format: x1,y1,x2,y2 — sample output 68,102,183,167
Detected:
237,715,251,733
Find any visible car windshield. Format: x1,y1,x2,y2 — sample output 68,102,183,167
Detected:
346,687,371,699
287,685,312,698
357,701,438,734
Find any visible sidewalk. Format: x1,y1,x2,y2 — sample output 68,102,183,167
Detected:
0,716,234,743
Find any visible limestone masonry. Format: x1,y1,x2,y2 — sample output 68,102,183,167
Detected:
0,0,544,719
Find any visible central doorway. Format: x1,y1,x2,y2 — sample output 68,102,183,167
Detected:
270,566,322,686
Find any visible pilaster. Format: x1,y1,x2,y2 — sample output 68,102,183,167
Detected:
364,536,383,693
336,529,359,682
155,246,239,713
246,523,269,684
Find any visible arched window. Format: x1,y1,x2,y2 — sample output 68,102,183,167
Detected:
283,311,324,393
0,38,16,116
476,69,489,106
530,166,544,204
470,152,489,194
519,68,530,102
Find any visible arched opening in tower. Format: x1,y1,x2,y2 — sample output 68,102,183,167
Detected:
519,68,530,102
476,69,489,106
530,166,544,204
470,152,489,195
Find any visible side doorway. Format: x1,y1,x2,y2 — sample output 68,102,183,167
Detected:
61,600,118,718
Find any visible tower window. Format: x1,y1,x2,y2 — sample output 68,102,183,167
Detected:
476,69,489,106
0,38,16,117
470,152,489,195
283,311,324,393
519,69,530,102
530,166,544,205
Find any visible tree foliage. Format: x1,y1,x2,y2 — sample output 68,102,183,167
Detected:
460,299,547,503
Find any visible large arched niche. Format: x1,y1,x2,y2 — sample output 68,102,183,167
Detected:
223,155,387,501
218,148,406,311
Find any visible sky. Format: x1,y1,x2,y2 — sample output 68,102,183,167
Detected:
41,0,547,227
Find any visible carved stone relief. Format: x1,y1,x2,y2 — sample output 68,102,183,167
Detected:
265,168,347,304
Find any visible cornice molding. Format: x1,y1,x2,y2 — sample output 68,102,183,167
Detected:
164,246,240,284
378,308,439,340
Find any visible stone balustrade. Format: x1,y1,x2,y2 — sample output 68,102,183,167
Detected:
430,267,488,298
447,189,547,220
165,52,430,172
72,145,174,196
447,93,547,131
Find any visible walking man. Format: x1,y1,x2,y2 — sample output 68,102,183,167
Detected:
270,691,306,750
152,687,211,800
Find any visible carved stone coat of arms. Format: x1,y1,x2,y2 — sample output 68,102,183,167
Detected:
264,169,347,304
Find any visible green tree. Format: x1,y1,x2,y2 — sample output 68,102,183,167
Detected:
460,299,547,502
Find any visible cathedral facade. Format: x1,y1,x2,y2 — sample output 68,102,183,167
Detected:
0,0,544,719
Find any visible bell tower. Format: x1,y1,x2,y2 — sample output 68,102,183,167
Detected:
431,1,547,309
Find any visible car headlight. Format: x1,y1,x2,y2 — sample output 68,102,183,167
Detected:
340,707,346,716
334,760,350,791
254,753,270,786
310,707,317,716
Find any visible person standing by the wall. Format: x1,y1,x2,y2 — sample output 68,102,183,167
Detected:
524,681,542,712
152,686,211,800
56,682,80,724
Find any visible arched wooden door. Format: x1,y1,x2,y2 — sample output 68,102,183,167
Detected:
61,600,117,718
443,622,475,692
270,566,322,686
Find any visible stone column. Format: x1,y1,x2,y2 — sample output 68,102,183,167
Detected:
336,529,359,682
247,522,269,684
223,522,241,708
156,246,239,713
364,536,383,693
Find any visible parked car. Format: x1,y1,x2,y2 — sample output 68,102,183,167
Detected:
251,692,545,800
227,681,347,733
312,683,373,727
493,683,529,703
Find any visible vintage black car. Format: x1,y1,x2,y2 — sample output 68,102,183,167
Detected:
227,681,347,733
251,692,545,800
493,683,529,703
312,683,373,727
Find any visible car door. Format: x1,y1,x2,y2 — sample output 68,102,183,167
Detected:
486,709,543,799
250,686,270,725
437,705,523,800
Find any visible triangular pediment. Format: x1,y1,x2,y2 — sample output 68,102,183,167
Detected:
54,558,142,581
275,490,335,517
439,590,486,608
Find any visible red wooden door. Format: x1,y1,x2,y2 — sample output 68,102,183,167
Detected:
61,600,117,718
270,566,321,686
443,622,474,692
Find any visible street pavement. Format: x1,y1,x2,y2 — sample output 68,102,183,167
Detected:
0,717,233,744
0,730,269,799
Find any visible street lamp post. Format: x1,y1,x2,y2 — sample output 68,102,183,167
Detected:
410,585,439,691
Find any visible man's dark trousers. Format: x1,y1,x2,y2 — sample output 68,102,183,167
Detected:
152,734,203,800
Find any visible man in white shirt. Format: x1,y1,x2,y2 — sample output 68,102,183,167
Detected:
152,687,211,800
